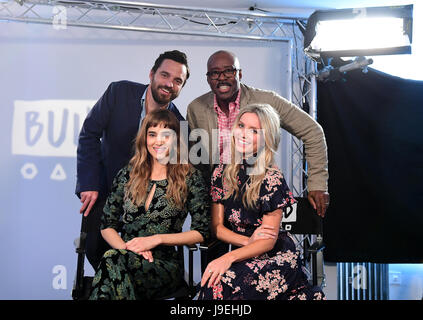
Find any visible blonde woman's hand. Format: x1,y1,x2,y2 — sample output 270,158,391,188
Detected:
201,255,233,288
247,224,277,245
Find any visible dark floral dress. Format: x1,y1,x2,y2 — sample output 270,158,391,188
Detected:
197,164,325,300
89,165,210,300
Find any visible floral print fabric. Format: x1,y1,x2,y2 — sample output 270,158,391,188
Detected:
198,164,325,300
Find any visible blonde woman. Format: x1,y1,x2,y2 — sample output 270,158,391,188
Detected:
198,104,325,300
89,109,209,300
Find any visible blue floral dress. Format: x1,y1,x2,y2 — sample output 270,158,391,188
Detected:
197,164,325,300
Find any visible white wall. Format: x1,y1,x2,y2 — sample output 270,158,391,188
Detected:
0,21,293,299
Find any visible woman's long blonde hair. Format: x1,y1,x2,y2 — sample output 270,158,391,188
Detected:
223,104,281,209
125,109,191,209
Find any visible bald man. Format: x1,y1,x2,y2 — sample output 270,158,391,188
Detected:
187,50,329,217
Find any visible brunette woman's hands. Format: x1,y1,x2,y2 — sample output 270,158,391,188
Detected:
137,250,154,263
126,235,161,262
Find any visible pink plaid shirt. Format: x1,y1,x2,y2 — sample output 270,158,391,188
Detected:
213,90,241,164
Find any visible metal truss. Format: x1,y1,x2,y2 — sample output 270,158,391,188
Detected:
0,0,305,41
287,30,324,286
290,44,318,198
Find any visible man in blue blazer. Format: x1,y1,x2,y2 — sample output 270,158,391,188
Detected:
76,50,189,269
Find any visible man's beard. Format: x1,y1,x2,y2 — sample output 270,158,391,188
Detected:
151,83,178,105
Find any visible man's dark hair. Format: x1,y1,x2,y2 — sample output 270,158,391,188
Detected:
152,50,190,84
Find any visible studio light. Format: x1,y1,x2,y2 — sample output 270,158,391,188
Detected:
304,4,413,61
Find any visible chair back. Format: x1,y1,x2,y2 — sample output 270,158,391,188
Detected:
281,197,323,235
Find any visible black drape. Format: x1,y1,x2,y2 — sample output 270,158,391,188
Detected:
317,68,423,263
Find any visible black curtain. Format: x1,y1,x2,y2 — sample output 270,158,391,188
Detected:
317,68,423,263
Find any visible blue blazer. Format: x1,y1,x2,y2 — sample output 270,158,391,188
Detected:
75,80,185,197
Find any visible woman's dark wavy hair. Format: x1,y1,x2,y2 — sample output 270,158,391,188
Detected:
126,109,191,209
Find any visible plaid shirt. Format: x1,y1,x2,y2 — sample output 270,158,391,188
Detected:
213,90,241,164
